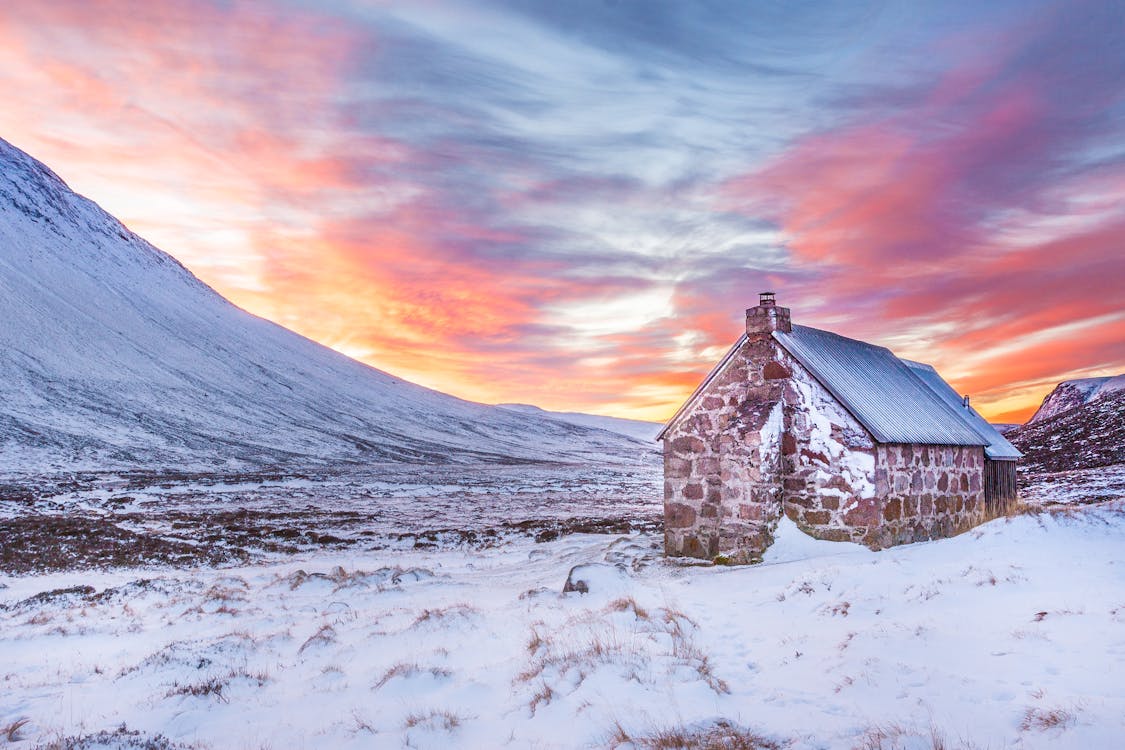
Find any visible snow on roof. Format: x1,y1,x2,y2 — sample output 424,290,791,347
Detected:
774,325,991,448
657,322,1019,459
901,360,1023,460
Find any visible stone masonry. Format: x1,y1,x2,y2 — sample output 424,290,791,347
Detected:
663,297,989,562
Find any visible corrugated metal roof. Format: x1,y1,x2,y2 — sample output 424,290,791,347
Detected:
774,325,990,447
901,360,1023,460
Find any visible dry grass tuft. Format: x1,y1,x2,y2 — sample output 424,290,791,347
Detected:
606,597,650,620
201,582,248,602
671,640,730,695
606,719,784,750
1000,499,1039,519
853,722,983,750
411,603,478,628
529,680,555,715
351,711,377,734
164,677,228,703
297,623,337,654
516,603,728,708
3,718,30,742
526,627,545,655
1019,706,1078,732
372,662,452,690
402,709,463,732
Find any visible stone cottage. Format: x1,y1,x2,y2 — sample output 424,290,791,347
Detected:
658,293,1021,563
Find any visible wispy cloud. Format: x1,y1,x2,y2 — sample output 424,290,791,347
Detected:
720,0,1125,419
0,0,1121,420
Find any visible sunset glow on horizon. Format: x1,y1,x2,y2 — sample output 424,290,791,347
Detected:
2,0,1122,423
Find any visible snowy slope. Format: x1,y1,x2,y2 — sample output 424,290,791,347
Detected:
496,403,662,441
1027,375,1125,424
1011,388,1125,474
0,137,650,472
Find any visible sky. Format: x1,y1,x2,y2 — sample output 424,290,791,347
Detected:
1,0,1123,423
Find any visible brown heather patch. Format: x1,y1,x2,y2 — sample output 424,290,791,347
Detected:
0,515,241,574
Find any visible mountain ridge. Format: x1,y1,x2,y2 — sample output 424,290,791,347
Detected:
1027,375,1125,424
1010,388,1124,474
496,403,661,442
0,137,650,473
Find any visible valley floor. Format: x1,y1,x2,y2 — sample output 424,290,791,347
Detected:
1,465,1123,749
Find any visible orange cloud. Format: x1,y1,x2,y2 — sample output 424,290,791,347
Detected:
2,0,1121,428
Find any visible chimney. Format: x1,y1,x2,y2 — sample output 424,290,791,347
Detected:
746,291,791,337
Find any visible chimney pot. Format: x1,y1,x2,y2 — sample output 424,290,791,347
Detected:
746,293,791,337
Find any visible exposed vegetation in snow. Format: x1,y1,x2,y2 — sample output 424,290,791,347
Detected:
2,488,1122,749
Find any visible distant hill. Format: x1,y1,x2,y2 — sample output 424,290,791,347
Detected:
1027,375,1125,424
1010,387,1125,474
0,137,649,473
496,404,662,442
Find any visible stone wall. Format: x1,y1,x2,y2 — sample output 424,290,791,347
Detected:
865,443,986,548
663,336,787,562
778,352,879,543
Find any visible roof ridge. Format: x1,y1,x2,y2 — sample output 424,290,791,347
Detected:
774,326,990,447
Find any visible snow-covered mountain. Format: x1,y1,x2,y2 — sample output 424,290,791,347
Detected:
496,404,661,442
0,137,651,472
1027,375,1125,424
1011,388,1125,474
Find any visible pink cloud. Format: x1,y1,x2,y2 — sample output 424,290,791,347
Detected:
718,24,1125,421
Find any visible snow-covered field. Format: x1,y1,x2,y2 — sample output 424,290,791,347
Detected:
2,468,1123,750
0,465,662,575
1019,464,1125,507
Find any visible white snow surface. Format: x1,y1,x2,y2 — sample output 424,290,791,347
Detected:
0,137,652,472
2,505,1123,749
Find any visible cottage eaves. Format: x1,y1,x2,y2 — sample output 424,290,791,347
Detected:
657,323,1009,455
902,360,1022,460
